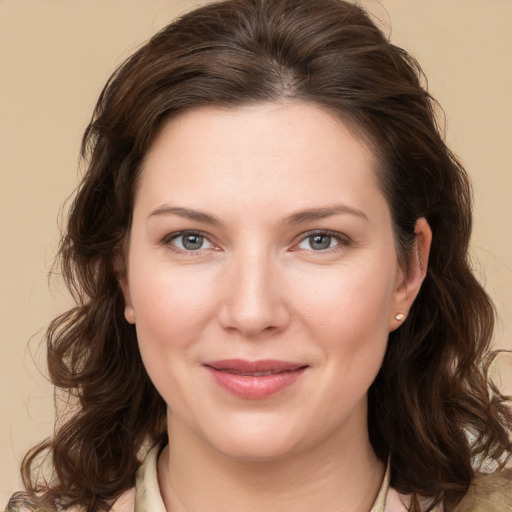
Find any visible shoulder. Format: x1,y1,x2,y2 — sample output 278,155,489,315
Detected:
4,492,59,512
385,469,512,512
5,489,136,512
454,469,512,512
110,488,136,512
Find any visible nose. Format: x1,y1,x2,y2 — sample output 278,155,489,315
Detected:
217,250,290,339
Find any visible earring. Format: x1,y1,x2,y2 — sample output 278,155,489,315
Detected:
395,313,405,321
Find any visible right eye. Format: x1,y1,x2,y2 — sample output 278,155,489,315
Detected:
164,231,216,252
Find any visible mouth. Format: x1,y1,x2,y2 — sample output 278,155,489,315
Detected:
203,359,309,399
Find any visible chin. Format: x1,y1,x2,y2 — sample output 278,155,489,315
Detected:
212,435,302,462
199,414,308,462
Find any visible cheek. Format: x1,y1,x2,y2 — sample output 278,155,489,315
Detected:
130,264,218,358
294,262,397,339
290,261,396,398
129,265,222,412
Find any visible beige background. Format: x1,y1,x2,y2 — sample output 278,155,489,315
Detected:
1,0,511,503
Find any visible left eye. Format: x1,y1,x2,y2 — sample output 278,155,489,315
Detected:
297,233,340,251
167,232,215,251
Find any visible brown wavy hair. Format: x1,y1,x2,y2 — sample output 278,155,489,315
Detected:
10,0,511,511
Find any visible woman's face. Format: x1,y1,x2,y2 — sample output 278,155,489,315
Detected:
123,102,427,460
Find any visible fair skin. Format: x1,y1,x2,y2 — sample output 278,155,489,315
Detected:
122,101,431,512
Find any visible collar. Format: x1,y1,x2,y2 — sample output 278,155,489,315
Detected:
134,444,391,512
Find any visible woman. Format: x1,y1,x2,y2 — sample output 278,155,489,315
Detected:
8,0,511,511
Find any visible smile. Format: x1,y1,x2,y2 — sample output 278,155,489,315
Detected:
203,359,308,399
221,369,295,376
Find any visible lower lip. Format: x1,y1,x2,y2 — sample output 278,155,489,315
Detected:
205,367,307,399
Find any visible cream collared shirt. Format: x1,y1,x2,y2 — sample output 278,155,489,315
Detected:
113,444,417,512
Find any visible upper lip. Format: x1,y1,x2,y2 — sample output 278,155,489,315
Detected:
203,359,308,375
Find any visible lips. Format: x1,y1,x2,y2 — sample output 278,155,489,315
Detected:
203,359,308,399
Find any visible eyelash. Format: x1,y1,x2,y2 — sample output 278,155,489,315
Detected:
161,230,349,254
293,230,349,254
161,231,217,254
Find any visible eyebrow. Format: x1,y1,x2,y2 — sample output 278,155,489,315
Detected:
148,203,368,226
148,206,222,226
281,204,368,225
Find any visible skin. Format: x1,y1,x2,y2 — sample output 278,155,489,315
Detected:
122,101,431,511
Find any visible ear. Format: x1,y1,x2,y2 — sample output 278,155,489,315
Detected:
115,256,136,325
121,279,136,324
389,217,432,332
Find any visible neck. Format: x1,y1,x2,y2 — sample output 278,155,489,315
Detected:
158,412,385,512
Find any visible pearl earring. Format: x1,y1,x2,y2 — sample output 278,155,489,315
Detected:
395,313,405,321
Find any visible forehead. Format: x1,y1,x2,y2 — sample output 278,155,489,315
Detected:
135,101,387,222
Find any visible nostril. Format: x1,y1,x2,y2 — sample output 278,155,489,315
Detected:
216,260,290,336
